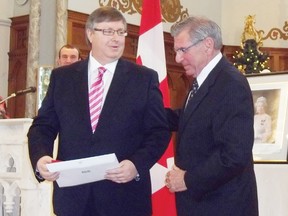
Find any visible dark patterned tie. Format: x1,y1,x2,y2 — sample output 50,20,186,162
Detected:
185,79,198,108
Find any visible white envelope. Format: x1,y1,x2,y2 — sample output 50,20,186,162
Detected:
46,153,119,187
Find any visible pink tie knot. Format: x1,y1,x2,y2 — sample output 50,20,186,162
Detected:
98,67,106,77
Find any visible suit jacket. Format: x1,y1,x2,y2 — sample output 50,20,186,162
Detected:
27,58,170,216
167,57,258,216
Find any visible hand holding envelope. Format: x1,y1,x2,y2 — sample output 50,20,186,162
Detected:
46,153,119,187
105,159,139,183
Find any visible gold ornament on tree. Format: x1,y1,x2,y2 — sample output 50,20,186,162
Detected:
233,15,270,74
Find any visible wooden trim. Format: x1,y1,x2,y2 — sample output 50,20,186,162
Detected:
8,15,29,118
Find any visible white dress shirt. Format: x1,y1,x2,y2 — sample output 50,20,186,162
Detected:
88,52,117,103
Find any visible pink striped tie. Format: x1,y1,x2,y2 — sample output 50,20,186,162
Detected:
89,67,106,132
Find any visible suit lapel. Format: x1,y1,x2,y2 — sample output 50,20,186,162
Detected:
179,57,225,132
179,85,209,132
71,59,91,131
70,58,131,134
97,59,131,126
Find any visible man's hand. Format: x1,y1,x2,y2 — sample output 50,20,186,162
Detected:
36,156,60,181
165,165,187,192
105,160,138,183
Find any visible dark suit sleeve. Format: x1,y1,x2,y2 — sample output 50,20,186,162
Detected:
128,69,171,176
165,108,181,131
27,69,60,172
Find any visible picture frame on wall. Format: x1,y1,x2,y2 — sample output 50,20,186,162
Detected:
37,66,53,110
247,72,288,162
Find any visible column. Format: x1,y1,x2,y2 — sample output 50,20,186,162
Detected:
55,0,68,65
25,0,41,118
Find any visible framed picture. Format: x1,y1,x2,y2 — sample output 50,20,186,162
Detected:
37,66,53,110
247,72,288,162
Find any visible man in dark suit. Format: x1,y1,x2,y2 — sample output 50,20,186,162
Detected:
27,6,170,216
165,16,259,216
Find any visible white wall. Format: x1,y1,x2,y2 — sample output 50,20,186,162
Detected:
0,0,14,98
67,0,222,33
221,0,288,48
68,0,288,48
255,164,288,216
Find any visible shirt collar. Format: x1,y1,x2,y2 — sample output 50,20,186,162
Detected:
88,51,118,74
197,52,222,87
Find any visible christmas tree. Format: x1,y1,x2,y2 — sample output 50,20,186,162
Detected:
233,39,269,74
233,15,270,74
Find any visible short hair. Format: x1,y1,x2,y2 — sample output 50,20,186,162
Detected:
85,6,127,46
170,16,223,50
255,96,268,107
58,44,81,59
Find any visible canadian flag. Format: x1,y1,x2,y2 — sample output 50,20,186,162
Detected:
136,0,177,215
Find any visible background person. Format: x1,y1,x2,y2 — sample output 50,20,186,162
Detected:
27,6,170,216
57,44,81,66
165,15,258,216
254,96,272,143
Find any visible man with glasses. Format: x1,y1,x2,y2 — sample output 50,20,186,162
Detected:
27,6,170,216
165,16,258,216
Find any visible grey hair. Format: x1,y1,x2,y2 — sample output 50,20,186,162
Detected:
170,16,223,50
85,6,127,46
255,96,268,107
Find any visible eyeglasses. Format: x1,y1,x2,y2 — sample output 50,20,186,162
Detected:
93,28,127,37
174,38,205,54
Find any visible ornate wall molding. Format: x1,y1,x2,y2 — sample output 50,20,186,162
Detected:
0,118,52,215
99,0,189,23
0,180,21,215
259,21,288,41
0,19,12,27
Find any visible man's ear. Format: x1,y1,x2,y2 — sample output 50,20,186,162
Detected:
86,29,93,44
204,37,214,53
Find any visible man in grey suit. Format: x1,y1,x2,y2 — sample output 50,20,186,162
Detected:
165,16,258,216
28,6,170,216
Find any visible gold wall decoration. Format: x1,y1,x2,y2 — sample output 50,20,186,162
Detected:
233,15,270,74
241,15,263,48
99,0,189,23
259,21,288,41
